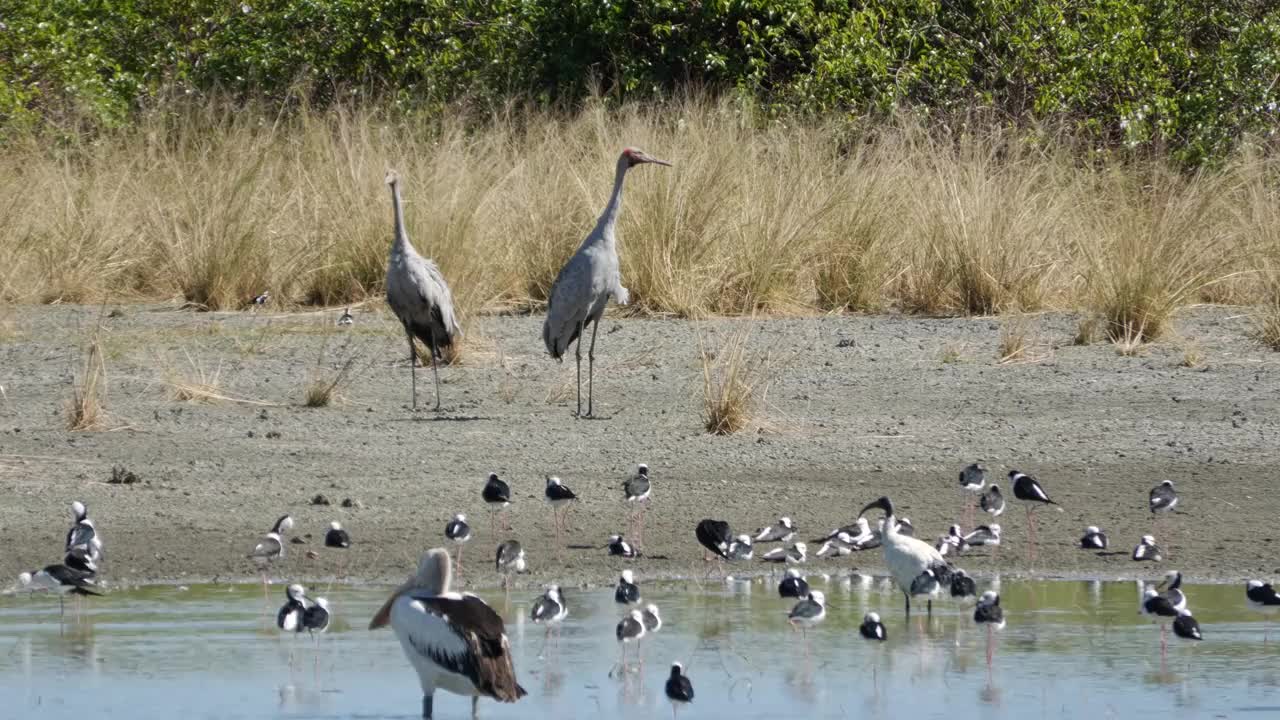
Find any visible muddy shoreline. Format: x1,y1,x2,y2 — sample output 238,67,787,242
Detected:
0,304,1276,589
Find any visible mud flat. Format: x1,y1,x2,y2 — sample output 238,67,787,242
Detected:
0,304,1275,588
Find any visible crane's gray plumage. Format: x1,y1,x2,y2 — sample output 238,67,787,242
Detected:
542,148,670,417
385,171,461,411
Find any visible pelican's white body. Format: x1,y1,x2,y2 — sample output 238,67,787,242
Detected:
390,593,479,700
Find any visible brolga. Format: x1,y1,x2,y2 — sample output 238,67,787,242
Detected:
543,148,671,418
384,171,462,411
859,496,955,617
1010,470,1058,565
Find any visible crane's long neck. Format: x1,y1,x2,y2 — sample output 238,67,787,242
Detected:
390,181,412,255
589,158,630,248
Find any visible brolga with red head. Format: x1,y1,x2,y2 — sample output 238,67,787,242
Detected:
543,148,671,418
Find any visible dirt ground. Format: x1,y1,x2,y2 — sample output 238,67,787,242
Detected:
0,303,1276,590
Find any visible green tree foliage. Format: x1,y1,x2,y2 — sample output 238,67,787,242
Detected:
2,0,1278,163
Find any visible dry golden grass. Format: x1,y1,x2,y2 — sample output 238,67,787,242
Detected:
168,361,224,403
304,353,358,408
1073,316,1101,346
996,318,1050,364
1179,340,1207,368
1,96,1276,325
699,328,768,435
939,341,967,364
66,338,106,430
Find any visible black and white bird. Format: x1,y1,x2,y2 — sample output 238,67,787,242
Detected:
950,568,977,600
369,548,526,719
65,501,103,561
1132,535,1162,562
859,496,954,616
1011,470,1058,563
760,542,806,564
482,473,512,533
277,583,309,632
544,476,577,542
980,484,1006,517
936,525,969,556
325,521,351,548
664,662,694,719
1149,480,1178,515
963,524,1001,549
1080,525,1108,550
859,612,887,642
530,585,568,650
727,534,754,561
787,590,826,651
337,307,354,326
1172,608,1202,641
444,513,472,575
1141,586,1179,658
778,568,810,599
813,517,874,546
495,540,526,589
1246,580,1280,610
974,590,1006,671
1156,571,1187,611
252,290,270,307
302,596,331,637
895,517,915,537
694,519,732,563
17,564,102,618
623,463,652,548
615,569,642,605
615,609,647,673
959,462,987,527
248,513,293,604
642,603,662,635
753,517,796,543
607,534,640,558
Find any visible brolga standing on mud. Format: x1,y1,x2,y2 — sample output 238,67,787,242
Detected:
543,148,671,418
385,171,462,411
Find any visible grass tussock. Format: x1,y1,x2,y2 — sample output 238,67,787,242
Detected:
996,318,1049,364
66,338,107,430
304,351,359,408
1,96,1278,320
699,329,769,435
1249,273,1280,350
1179,340,1207,368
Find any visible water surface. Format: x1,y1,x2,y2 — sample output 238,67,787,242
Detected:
1,575,1277,719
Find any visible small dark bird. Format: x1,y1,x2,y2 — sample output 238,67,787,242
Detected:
778,568,810,599
607,534,639,558
302,597,331,636
1172,609,1202,641
1246,580,1280,608
859,612,887,642
252,290,270,306
665,662,694,718
276,584,308,632
1132,535,1163,562
1011,470,1057,506
950,568,977,599
615,569,641,605
694,519,732,561
980,484,1005,517
1149,480,1178,514
324,521,351,548
1080,525,1108,549
482,472,512,531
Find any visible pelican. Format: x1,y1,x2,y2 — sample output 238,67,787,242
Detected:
859,496,954,616
370,548,526,719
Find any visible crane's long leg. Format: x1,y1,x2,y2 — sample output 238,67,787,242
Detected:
428,326,441,411
903,591,911,617
586,316,602,417
574,320,585,417
405,330,418,410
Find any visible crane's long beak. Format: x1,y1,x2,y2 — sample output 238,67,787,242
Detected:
648,157,673,167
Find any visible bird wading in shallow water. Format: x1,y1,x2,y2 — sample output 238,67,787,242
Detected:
859,496,957,617
542,148,671,418
384,171,461,411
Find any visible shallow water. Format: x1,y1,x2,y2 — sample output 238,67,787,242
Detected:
1,575,1278,719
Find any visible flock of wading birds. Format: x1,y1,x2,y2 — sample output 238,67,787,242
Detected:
13,462,1280,719
10,149,1280,719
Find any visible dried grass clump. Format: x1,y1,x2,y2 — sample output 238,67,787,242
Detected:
699,329,768,435
1249,273,1280,351
167,352,224,403
304,354,358,407
996,317,1050,364
66,338,106,430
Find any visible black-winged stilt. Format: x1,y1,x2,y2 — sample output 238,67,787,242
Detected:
530,585,568,655
951,568,977,600
1172,608,1201,641
544,476,577,548
1010,471,1057,564
495,540,526,590
727,534,754,560
1246,580,1280,642
615,609,646,674
787,590,826,656
1156,571,1186,611
247,514,293,611
778,568,810,598
482,473,512,532
1132,535,1163,562
980,484,1005,518
753,517,796,543
325,521,351,548
444,513,471,575
337,308,354,326
1141,586,1179,660
959,462,987,527
623,464,651,548
17,564,102,620
615,570,641,605
1080,525,1108,549
936,524,968,557
664,662,694,720
607,534,639,558
694,519,732,576
974,590,1005,674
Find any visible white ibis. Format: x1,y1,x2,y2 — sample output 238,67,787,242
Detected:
543,148,671,418
778,568,809,598
859,496,954,617
959,462,987,527
754,517,796,543
495,540,526,590
1010,471,1058,564
664,662,694,720
1132,535,1163,562
974,591,1005,674
615,570,641,605
444,513,471,575
1080,526,1108,550
369,548,526,719
980,484,1005,517
325,521,351,548
482,473,512,533
623,463,651,548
